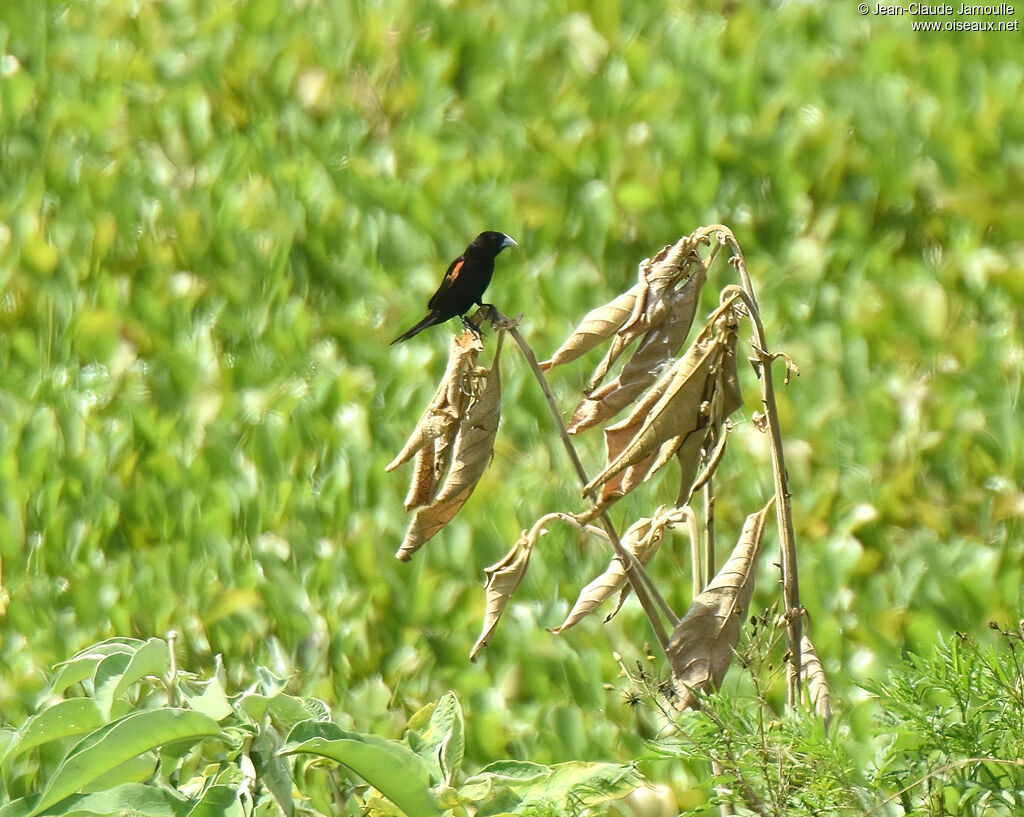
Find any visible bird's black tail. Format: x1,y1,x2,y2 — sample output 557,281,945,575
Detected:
390,311,443,345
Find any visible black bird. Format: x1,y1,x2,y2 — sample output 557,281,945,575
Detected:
390,231,517,344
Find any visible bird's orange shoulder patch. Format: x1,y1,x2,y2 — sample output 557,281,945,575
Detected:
448,259,464,282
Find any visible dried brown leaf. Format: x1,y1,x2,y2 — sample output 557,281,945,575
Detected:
470,533,534,660
584,241,705,391
394,340,502,561
567,264,708,434
686,424,731,501
403,445,437,511
611,238,702,342
541,236,702,374
800,634,832,729
549,507,687,634
585,304,742,501
386,333,481,488
668,498,774,709
540,285,641,372
671,431,712,508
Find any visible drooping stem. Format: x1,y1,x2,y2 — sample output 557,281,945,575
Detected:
720,267,803,707
497,314,677,650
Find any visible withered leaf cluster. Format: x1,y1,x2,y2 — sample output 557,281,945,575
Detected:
587,305,741,504
464,236,753,670
543,237,708,432
387,332,502,562
545,236,742,508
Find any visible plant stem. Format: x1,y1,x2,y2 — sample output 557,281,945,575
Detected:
719,272,803,707
690,510,702,601
703,479,716,590
500,316,676,650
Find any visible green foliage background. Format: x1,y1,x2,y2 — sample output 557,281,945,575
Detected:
0,0,1021,805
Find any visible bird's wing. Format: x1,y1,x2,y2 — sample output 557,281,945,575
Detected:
427,254,465,310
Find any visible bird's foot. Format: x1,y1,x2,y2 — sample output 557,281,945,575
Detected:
461,313,485,338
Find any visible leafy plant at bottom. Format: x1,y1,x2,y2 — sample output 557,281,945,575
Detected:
0,638,639,816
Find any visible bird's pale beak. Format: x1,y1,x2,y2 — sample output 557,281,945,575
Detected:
502,235,518,249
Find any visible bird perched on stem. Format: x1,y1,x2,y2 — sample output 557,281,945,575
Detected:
390,231,517,344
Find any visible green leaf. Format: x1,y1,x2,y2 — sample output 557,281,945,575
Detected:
406,692,464,786
182,784,240,817
456,761,553,808
181,677,234,722
458,760,640,813
91,654,131,720
7,699,105,761
465,760,551,786
0,797,35,817
237,692,317,730
107,638,170,710
249,728,295,817
80,752,156,793
0,729,15,765
49,640,147,696
283,721,441,817
520,761,642,810
57,782,188,817
27,709,222,817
